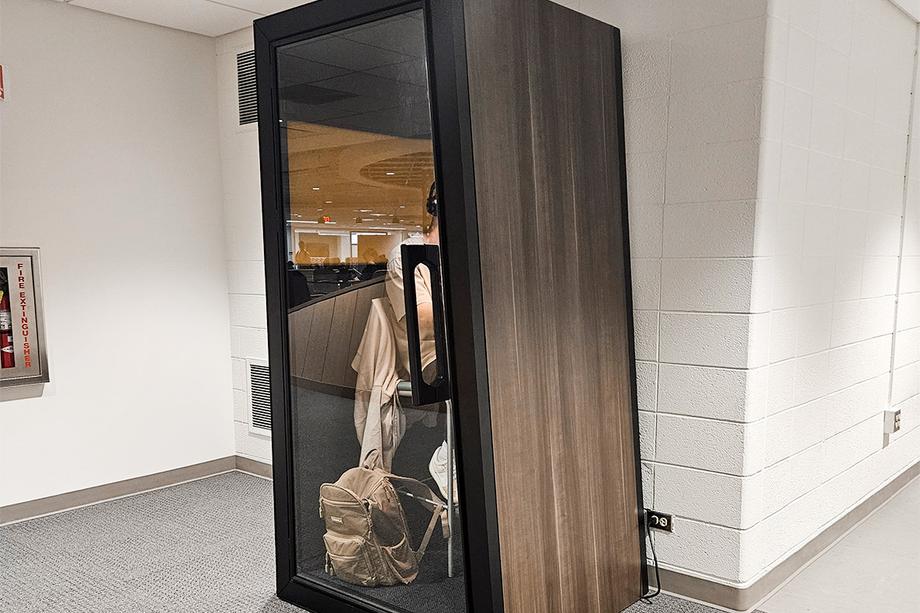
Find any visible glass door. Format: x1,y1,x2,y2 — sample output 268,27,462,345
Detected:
273,7,467,613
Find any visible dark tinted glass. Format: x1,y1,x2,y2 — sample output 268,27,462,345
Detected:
276,10,467,613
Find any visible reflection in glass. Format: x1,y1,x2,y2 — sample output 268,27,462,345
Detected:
277,9,466,612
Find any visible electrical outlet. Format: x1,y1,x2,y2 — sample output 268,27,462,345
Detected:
884,410,901,434
646,510,673,533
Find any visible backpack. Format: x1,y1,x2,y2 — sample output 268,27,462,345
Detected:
319,462,449,586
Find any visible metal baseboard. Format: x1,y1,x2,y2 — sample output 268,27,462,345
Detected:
655,460,920,611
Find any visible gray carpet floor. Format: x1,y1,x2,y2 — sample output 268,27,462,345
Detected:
1,471,738,613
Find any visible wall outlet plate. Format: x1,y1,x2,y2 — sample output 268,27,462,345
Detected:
646,509,673,533
884,410,901,434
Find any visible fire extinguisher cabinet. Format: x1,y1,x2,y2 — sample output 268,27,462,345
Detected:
254,1,647,612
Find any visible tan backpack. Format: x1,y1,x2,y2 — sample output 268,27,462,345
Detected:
319,463,449,586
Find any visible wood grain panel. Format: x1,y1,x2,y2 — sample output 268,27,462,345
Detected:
286,281,387,389
302,298,335,381
289,306,315,379
321,289,358,386
462,1,643,611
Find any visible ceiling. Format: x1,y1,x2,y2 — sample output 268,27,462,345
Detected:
284,121,433,230
278,11,430,139
280,10,434,231
54,0,307,37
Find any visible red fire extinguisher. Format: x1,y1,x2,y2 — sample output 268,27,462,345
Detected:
0,290,14,369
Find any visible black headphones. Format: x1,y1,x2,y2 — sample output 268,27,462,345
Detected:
426,181,438,217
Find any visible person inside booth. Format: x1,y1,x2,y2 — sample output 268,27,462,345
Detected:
382,182,454,502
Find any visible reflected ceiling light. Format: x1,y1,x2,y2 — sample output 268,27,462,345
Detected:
385,172,396,176
356,209,373,213
399,205,406,208
312,186,320,191
316,208,324,211
324,200,332,204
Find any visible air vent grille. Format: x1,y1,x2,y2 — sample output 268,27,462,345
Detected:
237,50,257,125
248,361,271,434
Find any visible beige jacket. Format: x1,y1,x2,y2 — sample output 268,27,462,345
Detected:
352,238,440,470
351,298,404,470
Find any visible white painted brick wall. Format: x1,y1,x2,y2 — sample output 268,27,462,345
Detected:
654,464,763,529
660,259,759,313
742,0,920,588
660,312,770,369
658,364,767,422
216,28,272,463
580,0,920,589
663,201,758,258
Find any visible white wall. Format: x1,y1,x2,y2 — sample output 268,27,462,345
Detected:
573,0,920,590
745,0,920,587
0,0,235,506
215,27,272,463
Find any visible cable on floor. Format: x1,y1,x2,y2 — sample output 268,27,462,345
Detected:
641,510,662,605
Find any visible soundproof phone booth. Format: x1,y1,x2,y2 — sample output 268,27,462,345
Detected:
255,0,647,612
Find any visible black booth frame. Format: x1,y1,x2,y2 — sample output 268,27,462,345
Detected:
254,1,648,612
255,1,504,611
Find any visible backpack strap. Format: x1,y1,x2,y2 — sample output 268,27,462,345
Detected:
414,504,444,560
383,472,450,560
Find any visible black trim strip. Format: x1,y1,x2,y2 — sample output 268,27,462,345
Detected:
424,1,504,611
611,28,651,595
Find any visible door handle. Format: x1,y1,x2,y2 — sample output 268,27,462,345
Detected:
401,243,450,406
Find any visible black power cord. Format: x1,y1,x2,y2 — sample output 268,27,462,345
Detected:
641,510,662,604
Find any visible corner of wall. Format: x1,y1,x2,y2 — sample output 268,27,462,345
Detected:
741,0,920,588
215,26,273,465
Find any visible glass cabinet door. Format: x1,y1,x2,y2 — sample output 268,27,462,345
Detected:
274,9,467,613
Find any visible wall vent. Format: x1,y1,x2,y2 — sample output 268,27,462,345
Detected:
237,50,257,126
247,359,271,435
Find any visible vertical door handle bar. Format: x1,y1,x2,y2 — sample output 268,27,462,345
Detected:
401,243,451,406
